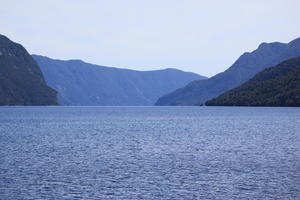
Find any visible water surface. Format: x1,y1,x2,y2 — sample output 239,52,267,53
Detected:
0,107,299,199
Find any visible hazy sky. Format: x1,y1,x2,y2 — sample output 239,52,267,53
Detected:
1,0,300,77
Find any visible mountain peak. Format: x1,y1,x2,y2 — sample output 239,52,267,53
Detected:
257,41,286,51
155,36,300,106
288,37,300,46
258,42,268,49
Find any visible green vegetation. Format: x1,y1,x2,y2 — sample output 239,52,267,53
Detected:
206,56,300,106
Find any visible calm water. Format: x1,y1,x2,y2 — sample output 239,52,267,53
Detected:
0,107,299,200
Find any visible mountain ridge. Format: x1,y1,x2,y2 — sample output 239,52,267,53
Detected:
33,54,199,74
33,55,206,106
155,37,300,106
205,56,300,106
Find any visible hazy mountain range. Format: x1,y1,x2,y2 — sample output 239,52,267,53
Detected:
0,35,57,105
155,37,300,106
206,56,300,106
33,55,206,106
0,33,299,106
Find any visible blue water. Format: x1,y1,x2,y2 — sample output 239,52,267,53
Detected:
0,106,299,200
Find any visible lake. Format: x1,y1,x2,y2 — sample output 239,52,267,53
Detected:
0,106,299,199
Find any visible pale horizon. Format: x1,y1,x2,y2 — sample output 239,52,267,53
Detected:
1,0,300,77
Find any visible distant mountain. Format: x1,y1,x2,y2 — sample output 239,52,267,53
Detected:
205,56,300,106
33,55,206,106
0,35,57,105
155,37,300,106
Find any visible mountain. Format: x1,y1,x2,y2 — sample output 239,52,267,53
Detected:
155,37,300,106
0,35,57,105
33,55,206,106
205,56,300,106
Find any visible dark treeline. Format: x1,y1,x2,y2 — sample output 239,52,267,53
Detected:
206,56,300,106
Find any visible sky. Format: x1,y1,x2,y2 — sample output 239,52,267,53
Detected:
1,0,300,77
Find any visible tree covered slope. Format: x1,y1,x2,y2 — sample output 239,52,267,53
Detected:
206,56,300,106
155,37,300,106
0,35,57,105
